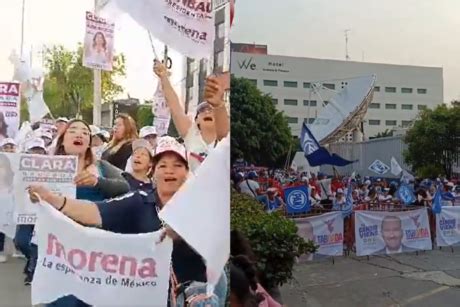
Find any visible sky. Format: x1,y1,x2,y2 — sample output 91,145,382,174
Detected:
0,0,186,102
230,0,460,103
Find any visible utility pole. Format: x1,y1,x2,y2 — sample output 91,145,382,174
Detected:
93,0,102,126
344,29,351,61
20,0,26,57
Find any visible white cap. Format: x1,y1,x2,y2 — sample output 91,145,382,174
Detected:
384,188,390,192
37,129,53,140
153,136,187,164
90,125,100,136
56,117,69,123
25,138,46,151
139,126,157,138
447,182,455,187
365,180,371,185
377,178,381,182
301,176,309,182
132,139,153,156
0,138,16,147
337,188,344,194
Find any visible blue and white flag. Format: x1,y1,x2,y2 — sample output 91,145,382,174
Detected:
432,186,442,214
368,160,390,175
397,184,416,206
342,180,353,218
284,186,310,214
300,123,356,167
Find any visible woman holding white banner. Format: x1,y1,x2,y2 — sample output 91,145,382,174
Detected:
28,136,227,306
153,60,230,173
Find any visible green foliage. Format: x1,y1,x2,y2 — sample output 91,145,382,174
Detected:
36,44,126,123
136,105,154,128
370,129,393,139
231,191,317,289
231,77,293,168
404,103,460,178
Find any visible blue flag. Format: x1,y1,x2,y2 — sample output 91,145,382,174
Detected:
432,186,442,214
300,123,356,167
284,186,310,214
342,180,353,218
397,184,416,206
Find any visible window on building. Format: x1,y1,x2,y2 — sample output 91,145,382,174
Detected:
323,83,335,90
247,79,257,86
418,104,427,110
284,81,298,88
374,86,380,92
272,98,278,105
216,51,224,68
216,22,225,39
284,99,298,106
386,120,397,126
303,82,311,88
368,120,380,125
417,88,427,94
303,118,309,123
324,100,329,105
385,87,396,93
401,104,413,110
402,120,412,127
385,103,397,109
308,118,315,124
287,117,298,124
369,103,380,109
263,80,278,87
303,100,309,106
309,100,317,107
401,88,413,94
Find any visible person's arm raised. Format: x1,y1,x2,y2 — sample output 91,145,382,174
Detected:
153,60,192,138
28,185,102,226
204,76,230,140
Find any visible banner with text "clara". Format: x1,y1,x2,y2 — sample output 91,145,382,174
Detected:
83,11,115,71
0,82,20,141
9,153,77,224
32,203,173,306
295,211,343,262
355,208,432,256
436,206,460,247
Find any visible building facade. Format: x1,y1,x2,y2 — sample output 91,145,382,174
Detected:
230,51,444,138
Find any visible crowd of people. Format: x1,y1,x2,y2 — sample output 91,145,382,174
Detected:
0,61,236,306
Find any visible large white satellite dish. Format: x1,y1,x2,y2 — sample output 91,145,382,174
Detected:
307,74,376,145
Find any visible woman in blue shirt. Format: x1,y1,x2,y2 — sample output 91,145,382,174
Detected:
28,136,227,306
122,139,155,194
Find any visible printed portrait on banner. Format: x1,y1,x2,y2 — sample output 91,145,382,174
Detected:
83,11,115,71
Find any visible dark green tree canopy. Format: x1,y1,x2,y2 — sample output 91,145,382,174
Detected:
404,103,460,178
231,77,293,168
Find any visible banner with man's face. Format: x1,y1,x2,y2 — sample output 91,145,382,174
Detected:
355,208,432,256
295,211,344,262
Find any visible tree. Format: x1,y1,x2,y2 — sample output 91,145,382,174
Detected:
24,44,126,123
370,129,393,139
231,77,294,168
404,104,460,178
137,104,154,128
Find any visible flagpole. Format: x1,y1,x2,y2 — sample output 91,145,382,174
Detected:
20,0,26,56
93,0,102,126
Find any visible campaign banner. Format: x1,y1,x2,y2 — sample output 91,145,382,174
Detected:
0,195,16,239
295,211,344,262
32,203,173,306
99,0,215,58
355,208,432,256
284,186,310,214
436,206,460,247
0,82,20,141
8,153,78,224
83,11,115,71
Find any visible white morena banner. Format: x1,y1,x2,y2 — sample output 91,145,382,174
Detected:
152,82,171,136
295,211,344,262
355,208,432,256
83,11,115,71
0,195,16,239
99,0,215,58
436,206,460,247
0,82,20,141
6,153,77,225
32,203,173,306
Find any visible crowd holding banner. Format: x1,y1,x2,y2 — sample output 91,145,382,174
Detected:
0,0,235,306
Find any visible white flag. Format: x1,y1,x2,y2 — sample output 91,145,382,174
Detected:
290,161,298,172
159,136,230,285
390,157,403,176
32,203,172,306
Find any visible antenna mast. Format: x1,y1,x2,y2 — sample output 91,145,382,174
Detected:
344,29,351,61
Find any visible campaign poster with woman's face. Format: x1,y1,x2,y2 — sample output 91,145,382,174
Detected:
0,82,20,141
83,11,115,71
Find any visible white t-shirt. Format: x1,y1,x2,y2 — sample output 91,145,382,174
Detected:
184,123,217,173
239,180,260,198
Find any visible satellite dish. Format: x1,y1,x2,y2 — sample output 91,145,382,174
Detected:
307,74,376,145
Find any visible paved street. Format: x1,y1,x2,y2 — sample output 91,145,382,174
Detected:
281,247,460,307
